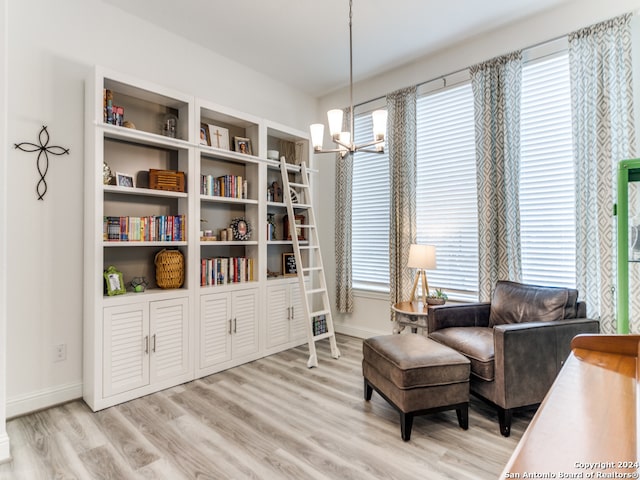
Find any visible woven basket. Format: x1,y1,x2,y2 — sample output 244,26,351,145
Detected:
155,249,184,289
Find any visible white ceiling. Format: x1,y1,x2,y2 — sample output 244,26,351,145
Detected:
103,0,573,97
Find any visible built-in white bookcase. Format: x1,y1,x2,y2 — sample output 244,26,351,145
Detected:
84,67,313,410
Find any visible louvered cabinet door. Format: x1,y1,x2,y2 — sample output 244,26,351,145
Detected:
265,284,289,349
200,292,232,368
149,297,189,384
103,303,150,397
289,282,308,343
231,289,259,359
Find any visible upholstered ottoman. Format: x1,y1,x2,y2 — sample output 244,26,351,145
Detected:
362,334,471,441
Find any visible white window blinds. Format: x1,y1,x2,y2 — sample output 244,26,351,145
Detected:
416,83,479,299
520,53,576,288
352,113,390,291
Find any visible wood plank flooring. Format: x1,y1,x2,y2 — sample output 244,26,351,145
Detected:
0,335,532,479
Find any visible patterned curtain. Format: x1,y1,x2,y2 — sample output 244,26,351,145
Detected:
470,52,523,302
387,86,417,318
569,14,636,334
335,108,353,313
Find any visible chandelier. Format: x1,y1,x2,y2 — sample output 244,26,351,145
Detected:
310,0,387,157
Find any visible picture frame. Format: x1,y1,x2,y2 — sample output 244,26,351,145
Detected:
116,172,134,188
284,214,305,241
234,136,252,155
207,124,230,150
104,266,126,296
282,252,297,276
230,217,252,241
199,124,209,146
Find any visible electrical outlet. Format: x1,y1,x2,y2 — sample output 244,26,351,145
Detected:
54,344,66,362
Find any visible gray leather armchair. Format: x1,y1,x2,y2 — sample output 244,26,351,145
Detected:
427,281,600,436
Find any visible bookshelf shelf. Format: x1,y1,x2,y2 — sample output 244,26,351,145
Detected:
104,185,188,199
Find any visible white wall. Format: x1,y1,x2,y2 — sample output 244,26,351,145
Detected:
5,0,317,417
316,0,640,339
0,0,10,462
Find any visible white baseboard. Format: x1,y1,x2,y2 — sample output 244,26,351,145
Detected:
0,433,10,463
6,382,82,418
334,323,390,339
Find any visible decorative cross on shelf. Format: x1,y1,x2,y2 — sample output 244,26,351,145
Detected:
14,125,70,200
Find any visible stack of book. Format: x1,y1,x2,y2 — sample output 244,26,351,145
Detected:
104,215,186,242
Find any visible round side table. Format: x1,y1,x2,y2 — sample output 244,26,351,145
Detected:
392,301,429,334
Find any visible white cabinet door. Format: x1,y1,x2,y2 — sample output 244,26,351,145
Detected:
266,284,289,349
200,292,232,369
150,297,189,384
231,289,259,359
103,303,150,397
289,283,308,343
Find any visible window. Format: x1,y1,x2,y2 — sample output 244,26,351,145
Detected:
416,83,479,299
352,113,390,291
519,53,576,288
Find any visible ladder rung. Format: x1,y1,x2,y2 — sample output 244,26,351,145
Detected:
306,288,326,295
302,267,322,272
313,332,334,341
293,204,311,209
298,224,315,229
289,182,309,189
299,245,319,250
310,309,331,318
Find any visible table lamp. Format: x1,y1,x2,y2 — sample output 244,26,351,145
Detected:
407,244,437,304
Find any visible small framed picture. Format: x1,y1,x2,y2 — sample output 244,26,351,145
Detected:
104,266,126,296
230,217,252,241
199,124,209,146
282,252,297,276
116,172,134,188
234,136,252,155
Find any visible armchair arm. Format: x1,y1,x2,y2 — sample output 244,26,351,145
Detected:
428,302,491,333
492,317,600,409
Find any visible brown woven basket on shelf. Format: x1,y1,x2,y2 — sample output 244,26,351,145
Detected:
155,249,184,289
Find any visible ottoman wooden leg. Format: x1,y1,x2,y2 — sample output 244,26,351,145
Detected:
364,378,373,401
456,403,469,430
400,412,413,441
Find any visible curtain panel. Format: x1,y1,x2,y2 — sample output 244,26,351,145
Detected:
335,108,354,313
569,13,636,334
387,86,417,318
470,51,523,302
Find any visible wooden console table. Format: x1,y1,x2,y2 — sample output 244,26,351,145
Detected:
501,334,639,476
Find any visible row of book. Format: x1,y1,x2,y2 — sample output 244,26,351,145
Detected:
104,215,187,242
201,174,247,199
103,89,124,126
201,257,255,286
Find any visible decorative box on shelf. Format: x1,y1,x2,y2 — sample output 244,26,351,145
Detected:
149,169,185,192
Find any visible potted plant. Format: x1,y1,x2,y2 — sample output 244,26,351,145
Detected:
426,288,448,305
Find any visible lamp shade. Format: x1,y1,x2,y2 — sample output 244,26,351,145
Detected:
327,109,344,138
372,109,387,141
310,123,325,150
407,244,436,269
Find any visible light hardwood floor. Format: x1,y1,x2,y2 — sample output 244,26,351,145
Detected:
0,335,531,479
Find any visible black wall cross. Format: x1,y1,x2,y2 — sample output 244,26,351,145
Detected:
14,125,70,200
